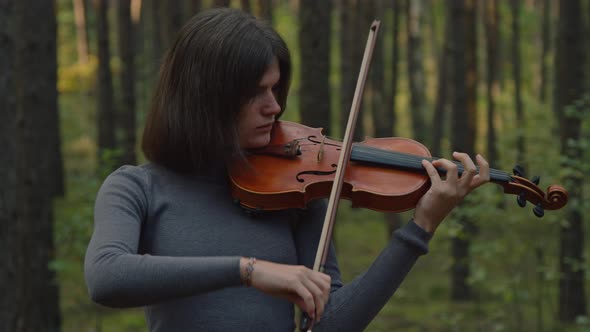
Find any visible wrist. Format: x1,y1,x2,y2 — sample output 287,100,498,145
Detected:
412,216,436,234
240,257,256,287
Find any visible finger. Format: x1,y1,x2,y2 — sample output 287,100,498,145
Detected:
293,283,316,319
309,272,331,299
303,276,327,319
422,159,442,186
309,273,331,318
473,154,490,186
432,158,459,183
452,151,477,185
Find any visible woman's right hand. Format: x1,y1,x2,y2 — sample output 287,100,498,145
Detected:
240,258,331,322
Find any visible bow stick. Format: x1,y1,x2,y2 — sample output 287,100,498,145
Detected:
300,20,381,332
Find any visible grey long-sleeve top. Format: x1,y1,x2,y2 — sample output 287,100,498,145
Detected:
84,163,432,332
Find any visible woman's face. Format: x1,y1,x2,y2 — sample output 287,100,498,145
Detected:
236,58,282,149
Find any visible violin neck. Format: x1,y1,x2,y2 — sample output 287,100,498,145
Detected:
350,144,512,184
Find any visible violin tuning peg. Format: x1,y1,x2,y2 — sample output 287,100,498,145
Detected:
517,192,527,207
531,175,540,185
513,164,525,177
533,203,545,218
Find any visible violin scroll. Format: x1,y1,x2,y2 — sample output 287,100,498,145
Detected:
499,168,568,217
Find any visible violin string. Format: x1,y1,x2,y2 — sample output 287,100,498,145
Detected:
298,140,511,181
320,137,507,178
364,145,509,179
352,145,511,181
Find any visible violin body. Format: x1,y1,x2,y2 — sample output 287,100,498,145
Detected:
230,121,432,212
229,121,568,215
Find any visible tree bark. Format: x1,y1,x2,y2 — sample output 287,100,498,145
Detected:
385,0,403,237
431,1,451,159
257,0,273,24
0,0,18,329
118,0,137,166
213,0,230,7
449,0,477,301
406,0,427,143
190,0,201,14
485,0,500,167
160,0,182,50
539,0,550,102
511,0,525,169
241,0,251,12
13,0,62,329
386,0,400,139
95,0,117,174
339,0,355,137
299,0,331,135
555,0,587,322
73,0,89,64
151,0,163,71
340,0,371,141
370,0,388,138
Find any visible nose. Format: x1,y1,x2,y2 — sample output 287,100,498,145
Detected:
262,91,281,116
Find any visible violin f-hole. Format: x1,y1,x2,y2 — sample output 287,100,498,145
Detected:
295,165,337,183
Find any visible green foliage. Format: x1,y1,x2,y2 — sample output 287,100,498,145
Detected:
58,56,98,93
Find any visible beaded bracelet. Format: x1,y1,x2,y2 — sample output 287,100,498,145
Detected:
241,257,256,287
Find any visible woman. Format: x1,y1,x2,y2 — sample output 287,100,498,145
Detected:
84,8,490,331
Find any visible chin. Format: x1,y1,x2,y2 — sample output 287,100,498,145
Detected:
242,136,271,149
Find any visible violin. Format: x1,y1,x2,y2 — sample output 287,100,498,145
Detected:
229,120,568,217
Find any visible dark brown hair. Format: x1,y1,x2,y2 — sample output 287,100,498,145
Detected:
142,8,291,173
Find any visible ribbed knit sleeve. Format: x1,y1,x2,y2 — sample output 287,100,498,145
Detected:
84,166,242,308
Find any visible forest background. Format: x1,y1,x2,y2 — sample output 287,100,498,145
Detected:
1,0,590,331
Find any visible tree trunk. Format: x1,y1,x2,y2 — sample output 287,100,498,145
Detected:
241,0,251,12
431,2,451,159
339,0,356,137
299,0,331,135
511,0,525,169
406,0,427,143
160,0,182,50
386,0,400,139
190,0,201,14
95,0,117,174
257,0,273,24
73,0,89,64
370,0,388,138
485,0,500,167
555,0,587,322
539,0,550,102
118,0,137,166
0,0,18,329
449,0,477,301
151,0,163,71
13,0,62,329
350,0,369,141
213,0,230,7
384,0,403,237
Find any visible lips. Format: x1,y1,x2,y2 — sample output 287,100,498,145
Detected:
256,123,274,130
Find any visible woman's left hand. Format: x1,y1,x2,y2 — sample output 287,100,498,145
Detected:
413,152,490,233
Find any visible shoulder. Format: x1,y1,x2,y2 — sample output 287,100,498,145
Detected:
96,164,160,207
102,164,152,188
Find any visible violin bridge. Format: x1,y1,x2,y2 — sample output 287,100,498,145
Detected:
317,136,325,162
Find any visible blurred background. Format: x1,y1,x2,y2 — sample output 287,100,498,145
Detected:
1,0,589,331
